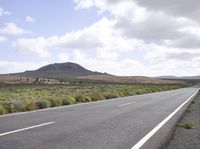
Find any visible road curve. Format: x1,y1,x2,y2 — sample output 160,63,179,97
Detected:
0,87,198,149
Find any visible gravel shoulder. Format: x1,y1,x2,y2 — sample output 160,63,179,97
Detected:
166,93,200,149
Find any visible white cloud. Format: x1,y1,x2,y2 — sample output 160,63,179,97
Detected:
134,0,200,23
0,36,7,43
59,51,147,76
74,0,146,22
11,0,200,76
56,49,200,76
58,52,70,62
71,0,200,76
25,16,35,23
0,22,29,35
74,0,94,9
70,50,88,61
14,17,142,57
0,61,49,74
0,8,11,16
13,37,51,58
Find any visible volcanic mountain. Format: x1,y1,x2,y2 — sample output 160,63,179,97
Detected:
17,62,105,78
0,62,185,84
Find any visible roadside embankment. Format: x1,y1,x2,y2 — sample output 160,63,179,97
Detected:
166,92,200,149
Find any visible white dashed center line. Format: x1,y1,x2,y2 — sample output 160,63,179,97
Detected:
0,121,55,137
118,102,136,107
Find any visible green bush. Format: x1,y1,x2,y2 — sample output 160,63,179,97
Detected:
177,122,194,129
10,101,24,112
0,102,19,113
75,95,91,103
135,89,145,95
122,89,132,96
104,93,119,99
23,100,37,111
0,103,11,113
147,88,156,93
89,93,105,101
84,96,92,102
49,98,62,107
75,94,86,102
143,89,150,94
151,88,161,92
0,105,6,115
62,96,76,105
118,91,125,97
35,99,51,109
0,83,185,113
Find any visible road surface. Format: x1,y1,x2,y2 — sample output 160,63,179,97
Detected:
0,87,198,149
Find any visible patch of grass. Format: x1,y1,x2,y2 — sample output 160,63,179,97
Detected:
83,96,92,102
104,92,119,99
23,100,37,111
89,93,105,101
49,98,62,107
0,102,22,113
62,96,76,105
177,122,194,129
35,99,51,109
0,82,185,114
75,94,91,103
0,105,6,115
9,101,24,112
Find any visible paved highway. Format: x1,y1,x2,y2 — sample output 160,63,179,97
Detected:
0,87,198,149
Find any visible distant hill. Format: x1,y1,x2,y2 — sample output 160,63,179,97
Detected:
77,75,184,84
0,62,186,84
14,62,106,78
157,76,200,80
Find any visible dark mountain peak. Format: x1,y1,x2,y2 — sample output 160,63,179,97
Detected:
37,62,87,72
21,62,104,78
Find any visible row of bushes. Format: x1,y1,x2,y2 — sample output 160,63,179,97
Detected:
0,86,181,115
0,96,76,115
0,92,120,115
0,82,183,102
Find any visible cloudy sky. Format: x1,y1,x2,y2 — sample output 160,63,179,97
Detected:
0,0,200,76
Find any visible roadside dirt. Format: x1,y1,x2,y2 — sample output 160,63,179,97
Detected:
166,94,200,149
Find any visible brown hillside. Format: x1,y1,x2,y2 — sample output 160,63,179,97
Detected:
77,75,184,84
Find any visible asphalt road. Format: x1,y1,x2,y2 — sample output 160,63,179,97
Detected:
0,87,199,149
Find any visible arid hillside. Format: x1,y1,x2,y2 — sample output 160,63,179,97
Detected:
77,75,184,84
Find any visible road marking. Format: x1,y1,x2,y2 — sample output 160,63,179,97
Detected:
0,121,55,137
118,102,136,107
131,90,199,149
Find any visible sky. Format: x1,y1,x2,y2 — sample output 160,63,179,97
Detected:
0,0,200,76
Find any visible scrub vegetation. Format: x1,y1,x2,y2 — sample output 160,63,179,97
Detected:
0,82,185,115
177,122,194,129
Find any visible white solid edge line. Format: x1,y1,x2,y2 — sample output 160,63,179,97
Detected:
118,102,136,107
0,121,55,137
131,90,199,149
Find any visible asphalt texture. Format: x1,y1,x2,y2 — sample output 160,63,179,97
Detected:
0,87,198,149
